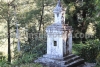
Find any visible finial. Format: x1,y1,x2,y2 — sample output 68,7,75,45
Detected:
53,0,62,13
58,0,60,2
57,0,61,7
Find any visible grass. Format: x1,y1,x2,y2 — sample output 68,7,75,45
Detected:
96,65,100,67
13,63,43,67
0,63,45,67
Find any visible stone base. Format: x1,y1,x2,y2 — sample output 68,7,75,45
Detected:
34,54,84,67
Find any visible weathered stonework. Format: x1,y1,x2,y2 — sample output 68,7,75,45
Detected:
46,24,72,56
35,54,84,67
34,0,84,67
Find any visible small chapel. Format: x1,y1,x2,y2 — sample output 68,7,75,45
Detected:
35,0,84,67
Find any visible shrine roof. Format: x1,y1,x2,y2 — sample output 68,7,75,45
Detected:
53,0,62,13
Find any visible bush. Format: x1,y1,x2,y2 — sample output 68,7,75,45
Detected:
0,52,6,61
12,52,46,67
13,52,37,65
12,36,47,66
0,52,8,67
0,60,9,67
21,38,47,56
73,39,100,63
96,52,100,65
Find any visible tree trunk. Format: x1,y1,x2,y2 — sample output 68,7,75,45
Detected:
7,3,11,63
38,0,44,37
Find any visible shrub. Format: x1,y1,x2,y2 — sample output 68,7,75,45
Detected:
12,52,46,67
0,52,8,67
0,52,6,62
96,52,100,65
12,37,47,66
21,39,47,57
73,39,100,63
13,52,37,65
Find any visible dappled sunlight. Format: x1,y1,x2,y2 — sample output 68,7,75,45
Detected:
0,0,100,67
0,0,13,3
69,5,75,13
86,23,96,36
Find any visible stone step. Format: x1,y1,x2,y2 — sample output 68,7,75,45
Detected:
35,54,84,67
64,56,80,65
63,59,84,67
63,54,76,60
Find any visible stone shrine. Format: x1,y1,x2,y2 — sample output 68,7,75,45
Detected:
35,0,84,67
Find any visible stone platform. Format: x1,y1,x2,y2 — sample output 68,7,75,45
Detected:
35,54,84,67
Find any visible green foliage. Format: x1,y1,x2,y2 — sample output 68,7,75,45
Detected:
63,0,76,4
0,52,5,62
96,52,100,65
0,52,8,67
63,0,99,43
95,22,100,39
13,52,36,65
12,52,46,67
96,65,100,67
21,41,47,57
12,39,46,66
0,0,55,65
1,0,100,66
73,39,100,63
14,63,44,67
0,60,9,67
